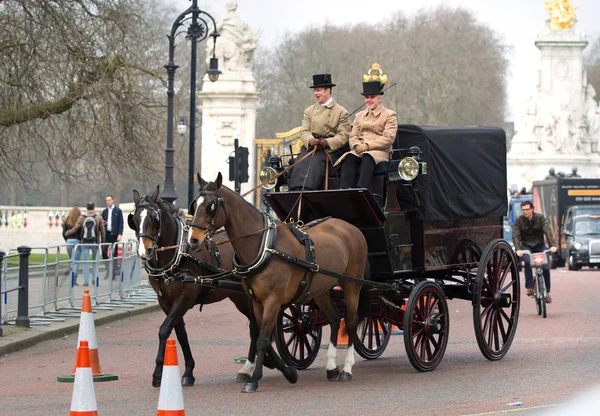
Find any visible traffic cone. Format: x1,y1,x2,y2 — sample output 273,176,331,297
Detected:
69,340,98,416
157,338,185,416
58,290,118,382
337,319,348,347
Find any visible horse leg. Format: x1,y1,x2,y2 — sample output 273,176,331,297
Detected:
235,298,277,382
153,300,193,387
242,299,283,393
173,317,195,386
337,282,363,382
315,293,342,381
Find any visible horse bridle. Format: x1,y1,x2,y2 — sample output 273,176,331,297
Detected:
130,200,162,249
189,187,228,238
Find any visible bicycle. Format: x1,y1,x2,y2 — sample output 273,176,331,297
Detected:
521,249,552,318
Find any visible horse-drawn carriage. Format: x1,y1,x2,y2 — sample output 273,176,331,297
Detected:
130,124,518,393
262,124,519,372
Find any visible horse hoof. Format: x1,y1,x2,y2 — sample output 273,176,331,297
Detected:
336,371,353,382
327,367,340,381
236,373,251,383
181,375,195,386
283,366,298,384
152,377,161,388
241,382,258,393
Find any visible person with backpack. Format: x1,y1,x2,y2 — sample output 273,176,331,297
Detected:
65,202,106,286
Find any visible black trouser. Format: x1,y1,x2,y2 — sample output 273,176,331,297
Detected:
102,232,119,278
340,153,376,190
288,144,349,191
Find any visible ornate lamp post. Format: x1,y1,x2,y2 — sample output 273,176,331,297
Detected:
162,0,221,205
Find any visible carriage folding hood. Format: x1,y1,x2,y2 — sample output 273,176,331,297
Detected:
395,125,508,220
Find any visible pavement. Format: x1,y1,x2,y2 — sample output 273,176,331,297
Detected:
0,286,161,357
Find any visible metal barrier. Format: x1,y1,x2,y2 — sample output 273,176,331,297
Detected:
0,239,155,333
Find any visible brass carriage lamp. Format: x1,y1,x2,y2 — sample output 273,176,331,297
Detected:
206,32,221,82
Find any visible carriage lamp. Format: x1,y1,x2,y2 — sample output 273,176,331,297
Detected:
206,32,221,82
260,155,285,190
398,157,420,181
260,167,278,190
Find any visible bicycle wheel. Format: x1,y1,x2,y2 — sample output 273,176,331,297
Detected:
539,275,547,319
535,273,542,316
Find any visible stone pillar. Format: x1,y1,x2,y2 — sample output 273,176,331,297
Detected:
199,71,260,198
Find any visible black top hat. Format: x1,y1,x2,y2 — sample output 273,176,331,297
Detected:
310,74,336,88
361,81,384,96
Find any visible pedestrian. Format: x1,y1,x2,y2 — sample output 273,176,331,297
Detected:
62,207,82,282
335,79,398,193
65,202,105,287
513,201,557,303
287,73,351,191
101,194,124,279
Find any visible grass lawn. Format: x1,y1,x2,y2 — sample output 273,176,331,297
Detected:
4,252,71,267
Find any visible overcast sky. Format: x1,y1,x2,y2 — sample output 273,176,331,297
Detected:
183,0,600,122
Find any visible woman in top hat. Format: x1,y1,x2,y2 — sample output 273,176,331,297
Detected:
335,80,398,192
287,73,351,191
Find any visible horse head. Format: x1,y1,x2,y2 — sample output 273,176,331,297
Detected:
188,172,227,251
129,185,174,260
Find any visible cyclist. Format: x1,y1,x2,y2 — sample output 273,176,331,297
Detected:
513,201,557,303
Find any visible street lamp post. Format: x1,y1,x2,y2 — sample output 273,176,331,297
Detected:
162,0,221,205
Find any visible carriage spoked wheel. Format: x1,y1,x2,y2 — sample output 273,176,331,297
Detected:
403,280,449,372
274,304,322,370
354,314,393,360
472,239,520,361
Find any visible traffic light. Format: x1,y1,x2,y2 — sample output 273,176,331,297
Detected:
228,139,250,193
238,146,249,183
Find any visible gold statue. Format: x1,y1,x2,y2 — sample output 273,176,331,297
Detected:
544,0,576,31
363,63,388,84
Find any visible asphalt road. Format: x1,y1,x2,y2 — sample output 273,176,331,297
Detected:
1,267,599,415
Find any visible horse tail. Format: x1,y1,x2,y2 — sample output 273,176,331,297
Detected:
357,262,371,320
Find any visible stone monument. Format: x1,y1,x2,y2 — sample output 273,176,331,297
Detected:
199,0,259,198
508,0,600,190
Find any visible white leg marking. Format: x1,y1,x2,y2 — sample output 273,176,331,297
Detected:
137,209,148,257
239,359,255,376
326,342,338,371
342,344,355,375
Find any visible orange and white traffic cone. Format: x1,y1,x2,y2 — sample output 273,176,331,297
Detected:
58,290,117,382
157,338,185,416
70,340,98,416
337,319,348,347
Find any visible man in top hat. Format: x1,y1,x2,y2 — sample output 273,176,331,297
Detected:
336,80,397,192
288,73,351,191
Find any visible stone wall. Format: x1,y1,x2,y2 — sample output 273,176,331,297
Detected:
0,204,136,252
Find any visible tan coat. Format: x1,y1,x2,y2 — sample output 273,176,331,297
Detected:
300,99,351,152
335,104,398,166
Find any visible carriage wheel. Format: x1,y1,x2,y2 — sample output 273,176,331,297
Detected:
473,239,520,361
403,280,449,372
274,304,322,370
354,315,393,360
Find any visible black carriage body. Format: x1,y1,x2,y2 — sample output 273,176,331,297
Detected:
265,125,507,278
267,125,520,370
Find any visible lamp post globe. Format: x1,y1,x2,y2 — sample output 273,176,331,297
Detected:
161,0,220,206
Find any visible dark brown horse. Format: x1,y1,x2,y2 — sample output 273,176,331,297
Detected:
129,186,297,387
188,173,369,393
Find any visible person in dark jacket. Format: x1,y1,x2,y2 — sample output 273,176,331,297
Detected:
513,201,557,303
101,194,124,279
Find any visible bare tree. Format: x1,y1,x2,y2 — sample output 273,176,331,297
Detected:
254,6,509,140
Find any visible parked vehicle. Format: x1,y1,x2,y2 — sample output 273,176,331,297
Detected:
532,177,600,267
562,208,600,270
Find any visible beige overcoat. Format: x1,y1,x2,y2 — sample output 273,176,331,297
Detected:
335,104,398,166
300,99,351,152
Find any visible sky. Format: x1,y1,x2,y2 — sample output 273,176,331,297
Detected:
183,0,600,122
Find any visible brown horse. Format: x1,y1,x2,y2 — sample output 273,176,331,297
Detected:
129,186,297,387
188,173,369,393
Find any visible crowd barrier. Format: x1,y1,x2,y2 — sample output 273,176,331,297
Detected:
0,240,157,331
